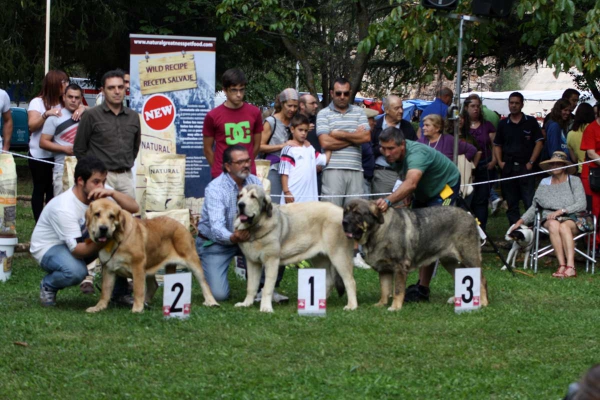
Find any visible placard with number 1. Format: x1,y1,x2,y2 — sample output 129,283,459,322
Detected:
298,269,326,316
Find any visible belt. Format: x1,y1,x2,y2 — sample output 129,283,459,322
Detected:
374,165,394,171
109,167,131,174
198,233,209,241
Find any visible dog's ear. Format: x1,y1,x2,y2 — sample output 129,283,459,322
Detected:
263,194,273,218
114,209,127,242
85,203,94,230
368,201,385,224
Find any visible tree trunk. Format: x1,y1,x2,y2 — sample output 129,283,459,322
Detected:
348,0,375,102
585,74,600,101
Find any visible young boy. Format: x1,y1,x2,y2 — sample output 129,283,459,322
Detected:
279,114,328,204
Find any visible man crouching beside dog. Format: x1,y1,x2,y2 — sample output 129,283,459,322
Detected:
196,145,288,303
358,126,488,307
31,156,139,307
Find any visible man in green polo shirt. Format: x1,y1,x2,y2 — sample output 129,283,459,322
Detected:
375,126,462,302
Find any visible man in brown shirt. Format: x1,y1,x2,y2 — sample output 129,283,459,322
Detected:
75,69,140,198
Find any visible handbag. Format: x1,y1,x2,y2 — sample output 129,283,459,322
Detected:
589,168,600,192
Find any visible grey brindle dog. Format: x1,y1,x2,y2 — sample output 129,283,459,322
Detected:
342,198,489,311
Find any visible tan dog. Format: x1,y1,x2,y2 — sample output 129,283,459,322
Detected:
85,198,218,313
234,185,357,313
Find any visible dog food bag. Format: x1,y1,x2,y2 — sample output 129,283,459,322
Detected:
145,154,186,212
146,209,191,231
0,154,17,236
62,156,77,192
255,159,271,196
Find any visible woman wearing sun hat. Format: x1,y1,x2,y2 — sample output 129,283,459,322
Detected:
511,151,587,278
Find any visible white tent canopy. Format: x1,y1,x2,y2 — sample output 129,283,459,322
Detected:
460,90,594,116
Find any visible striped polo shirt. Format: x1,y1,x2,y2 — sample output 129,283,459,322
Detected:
316,102,369,171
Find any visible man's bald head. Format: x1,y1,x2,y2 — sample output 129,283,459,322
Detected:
299,94,319,117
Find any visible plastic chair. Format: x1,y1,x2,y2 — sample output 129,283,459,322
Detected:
530,209,596,274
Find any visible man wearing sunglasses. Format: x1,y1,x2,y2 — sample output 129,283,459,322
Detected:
316,78,370,207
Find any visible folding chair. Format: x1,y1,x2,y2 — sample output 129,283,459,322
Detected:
530,208,596,274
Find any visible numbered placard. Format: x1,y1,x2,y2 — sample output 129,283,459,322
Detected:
454,268,481,314
298,269,326,316
163,272,192,319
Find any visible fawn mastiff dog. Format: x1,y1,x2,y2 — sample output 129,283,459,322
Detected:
85,198,219,313
342,198,489,311
234,185,357,313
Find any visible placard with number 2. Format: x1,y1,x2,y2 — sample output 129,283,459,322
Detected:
163,272,192,319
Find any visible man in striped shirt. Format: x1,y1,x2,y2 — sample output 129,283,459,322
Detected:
316,78,370,207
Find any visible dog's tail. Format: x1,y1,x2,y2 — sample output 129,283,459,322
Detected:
332,268,346,297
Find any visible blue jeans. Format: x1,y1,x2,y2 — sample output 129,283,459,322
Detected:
197,238,242,301
196,238,285,301
40,244,128,295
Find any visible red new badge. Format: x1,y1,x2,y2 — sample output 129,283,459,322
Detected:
163,305,171,316
142,94,176,131
183,303,191,315
454,297,461,307
298,299,305,309
319,299,326,309
473,296,480,306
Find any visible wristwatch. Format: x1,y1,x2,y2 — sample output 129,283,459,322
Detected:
384,199,392,207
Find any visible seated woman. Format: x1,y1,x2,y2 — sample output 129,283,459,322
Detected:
511,151,587,278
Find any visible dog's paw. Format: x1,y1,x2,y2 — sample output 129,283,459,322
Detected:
131,306,144,313
387,306,401,312
234,301,253,308
501,265,508,271
343,304,358,311
447,296,454,305
204,300,220,307
86,305,105,313
373,301,387,307
259,305,274,313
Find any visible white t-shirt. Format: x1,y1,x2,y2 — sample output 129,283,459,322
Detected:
41,108,78,172
28,97,59,159
278,144,326,204
0,89,10,149
30,187,89,263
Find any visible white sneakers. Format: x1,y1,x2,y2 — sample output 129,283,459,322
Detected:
254,290,289,304
353,253,372,270
490,198,502,215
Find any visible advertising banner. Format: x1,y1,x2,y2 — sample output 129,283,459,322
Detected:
129,34,215,206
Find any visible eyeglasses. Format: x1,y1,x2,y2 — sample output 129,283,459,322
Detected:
335,91,350,97
228,158,251,166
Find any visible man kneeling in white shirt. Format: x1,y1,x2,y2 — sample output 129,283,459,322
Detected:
30,156,139,307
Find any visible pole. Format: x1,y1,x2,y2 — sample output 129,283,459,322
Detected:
296,61,300,92
45,0,51,74
452,17,464,164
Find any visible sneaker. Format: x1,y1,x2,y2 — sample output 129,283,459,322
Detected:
404,285,430,303
40,281,57,307
353,253,372,270
80,281,95,295
254,290,290,304
490,198,502,216
110,294,134,307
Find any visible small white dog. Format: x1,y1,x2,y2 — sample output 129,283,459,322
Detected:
502,224,534,270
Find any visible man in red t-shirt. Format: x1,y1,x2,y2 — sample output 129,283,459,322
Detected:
203,69,263,178
580,109,600,241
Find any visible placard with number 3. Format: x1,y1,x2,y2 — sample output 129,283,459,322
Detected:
163,272,192,319
454,268,481,314
298,269,326,316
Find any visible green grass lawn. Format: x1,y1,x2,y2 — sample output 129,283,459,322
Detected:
1,168,599,399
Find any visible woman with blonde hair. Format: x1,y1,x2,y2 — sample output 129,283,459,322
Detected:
418,114,477,161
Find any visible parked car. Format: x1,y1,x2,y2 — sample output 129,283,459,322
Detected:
0,107,29,150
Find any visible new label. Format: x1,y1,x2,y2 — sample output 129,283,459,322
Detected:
143,94,176,131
